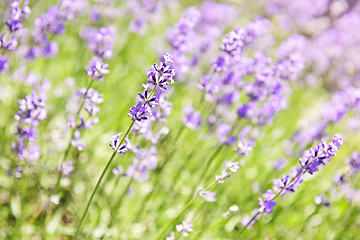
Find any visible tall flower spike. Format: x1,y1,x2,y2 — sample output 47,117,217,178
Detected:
240,134,343,233
85,56,110,81
128,53,175,122
110,132,131,154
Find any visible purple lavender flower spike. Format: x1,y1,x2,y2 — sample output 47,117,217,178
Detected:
112,165,125,178
198,189,217,202
110,132,131,154
6,0,31,32
128,53,175,122
58,160,75,176
0,55,9,73
181,105,202,130
176,220,193,237
0,34,18,51
86,56,110,81
71,131,86,151
217,124,236,146
258,190,277,214
314,194,330,207
7,166,23,178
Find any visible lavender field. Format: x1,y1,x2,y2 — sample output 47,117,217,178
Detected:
1,0,360,239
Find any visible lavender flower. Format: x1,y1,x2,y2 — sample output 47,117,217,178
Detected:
81,27,116,59
112,166,125,178
58,160,75,176
175,220,193,237
7,166,22,178
127,146,157,182
314,194,330,207
70,131,86,151
215,161,239,183
12,89,47,161
85,56,110,81
242,135,343,230
198,189,217,202
166,231,176,240
75,88,104,116
258,190,277,214
217,124,236,146
0,55,8,73
109,133,131,154
146,54,175,90
5,0,31,32
181,105,202,130
128,53,175,122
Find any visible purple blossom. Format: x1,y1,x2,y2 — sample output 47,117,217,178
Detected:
112,166,125,178
272,158,286,171
75,88,104,116
198,189,217,202
215,161,239,183
7,166,22,178
58,160,75,176
175,220,193,237
109,132,131,154
127,146,157,182
42,42,59,59
217,124,236,146
241,209,261,229
0,34,18,51
181,105,202,130
12,90,47,161
5,0,31,32
85,56,110,81
243,135,343,230
128,53,175,122
70,131,86,151
347,151,360,173
81,27,116,59
0,55,9,73
128,101,151,122
258,191,277,215
147,58,175,90
314,194,330,207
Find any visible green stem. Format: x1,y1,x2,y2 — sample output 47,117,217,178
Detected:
156,180,217,240
54,79,95,192
74,121,134,239
234,160,314,239
131,126,185,222
108,177,134,227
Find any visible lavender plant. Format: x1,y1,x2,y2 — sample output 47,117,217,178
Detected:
1,1,360,240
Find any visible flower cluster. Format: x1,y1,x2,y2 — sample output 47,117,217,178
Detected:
109,133,132,154
12,89,47,162
332,151,360,204
67,88,103,150
198,189,217,202
80,27,116,59
128,53,175,122
26,1,86,60
167,2,236,81
5,0,31,32
242,134,343,229
85,56,110,81
58,160,75,176
127,146,157,182
0,0,31,74
181,105,202,130
215,161,239,183
127,0,165,34
291,87,360,152
175,220,193,237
